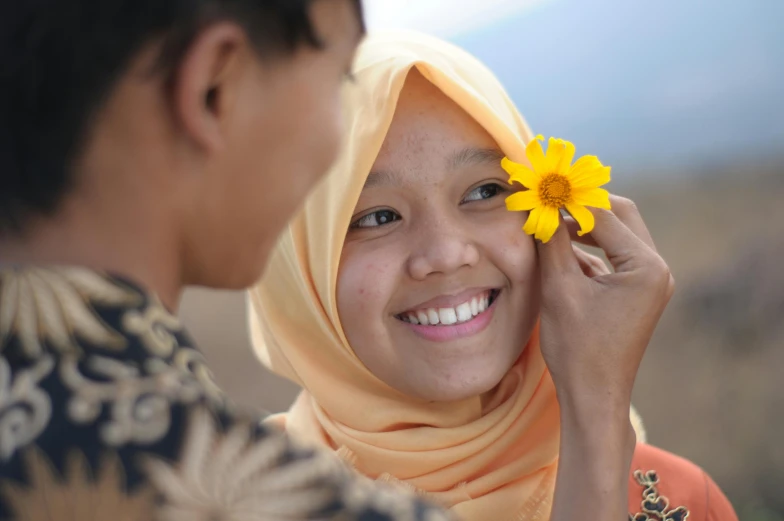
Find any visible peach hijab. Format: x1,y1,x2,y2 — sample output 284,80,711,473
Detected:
248,30,641,521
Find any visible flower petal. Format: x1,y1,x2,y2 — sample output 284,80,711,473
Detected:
569,154,602,171
501,157,540,189
552,139,576,175
506,190,539,211
536,206,561,243
572,187,611,209
523,206,542,236
568,156,611,189
525,135,547,174
565,203,595,236
572,166,611,190
544,138,564,173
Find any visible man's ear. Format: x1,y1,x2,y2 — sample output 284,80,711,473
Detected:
171,22,248,153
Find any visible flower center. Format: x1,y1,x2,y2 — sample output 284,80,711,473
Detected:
538,173,571,207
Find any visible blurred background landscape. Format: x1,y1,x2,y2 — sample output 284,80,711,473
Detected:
180,1,784,518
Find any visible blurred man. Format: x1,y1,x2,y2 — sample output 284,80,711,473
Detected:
0,1,451,519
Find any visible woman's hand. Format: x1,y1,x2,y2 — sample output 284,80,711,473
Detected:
537,195,674,521
538,196,674,409
538,195,673,410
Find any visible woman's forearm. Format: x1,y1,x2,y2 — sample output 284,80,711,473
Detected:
551,392,636,521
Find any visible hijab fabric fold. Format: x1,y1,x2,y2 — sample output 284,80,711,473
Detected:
250,30,578,521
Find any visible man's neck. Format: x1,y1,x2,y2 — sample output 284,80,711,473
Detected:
0,198,184,310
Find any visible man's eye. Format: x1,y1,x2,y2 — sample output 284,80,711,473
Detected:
462,183,508,203
351,209,401,229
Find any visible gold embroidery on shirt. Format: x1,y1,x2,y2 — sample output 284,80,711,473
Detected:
62,347,225,446
629,470,690,521
0,355,54,461
0,267,138,357
141,406,341,521
122,295,182,357
1,446,154,521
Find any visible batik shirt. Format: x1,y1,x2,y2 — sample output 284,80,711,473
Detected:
0,266,452,521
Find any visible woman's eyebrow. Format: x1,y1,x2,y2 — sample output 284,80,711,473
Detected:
447,147,505,170
363,170,399,188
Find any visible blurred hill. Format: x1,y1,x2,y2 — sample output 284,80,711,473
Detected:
180,158,784,520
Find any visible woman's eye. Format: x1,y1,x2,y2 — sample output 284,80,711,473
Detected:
462,183,508,203
351,209,401,229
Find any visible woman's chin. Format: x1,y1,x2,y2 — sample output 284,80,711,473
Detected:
396,365,512,404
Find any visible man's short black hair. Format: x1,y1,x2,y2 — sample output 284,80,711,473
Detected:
0,0,363,234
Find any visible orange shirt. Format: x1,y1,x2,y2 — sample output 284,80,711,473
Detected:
629,444,737,521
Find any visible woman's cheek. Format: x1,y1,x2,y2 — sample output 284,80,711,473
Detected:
491,212,539,283
337,248,400,325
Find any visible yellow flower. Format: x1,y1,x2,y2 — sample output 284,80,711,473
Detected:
502,135,611,243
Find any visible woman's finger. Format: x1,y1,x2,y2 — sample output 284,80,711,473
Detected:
564,218,599,247
572,245,610,277
608,196,657,252
586,207,660,274
536,215,582,279
564,196,657,253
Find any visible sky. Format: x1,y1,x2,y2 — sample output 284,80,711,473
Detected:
363,0,551,39
362,0,784,177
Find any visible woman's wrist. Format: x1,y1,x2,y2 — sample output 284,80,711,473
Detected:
558,385,637,455
556,377,632,424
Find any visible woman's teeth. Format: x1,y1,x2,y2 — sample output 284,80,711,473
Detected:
400,291,493,326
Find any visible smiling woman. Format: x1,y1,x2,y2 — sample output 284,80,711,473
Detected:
337,69,537,402
248,30,737,521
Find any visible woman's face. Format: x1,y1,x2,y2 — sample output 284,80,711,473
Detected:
336,70,540,402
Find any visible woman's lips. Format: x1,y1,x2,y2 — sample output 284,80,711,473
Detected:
397,289,500,342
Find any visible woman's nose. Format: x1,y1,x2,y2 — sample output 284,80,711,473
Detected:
406,220,480,280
